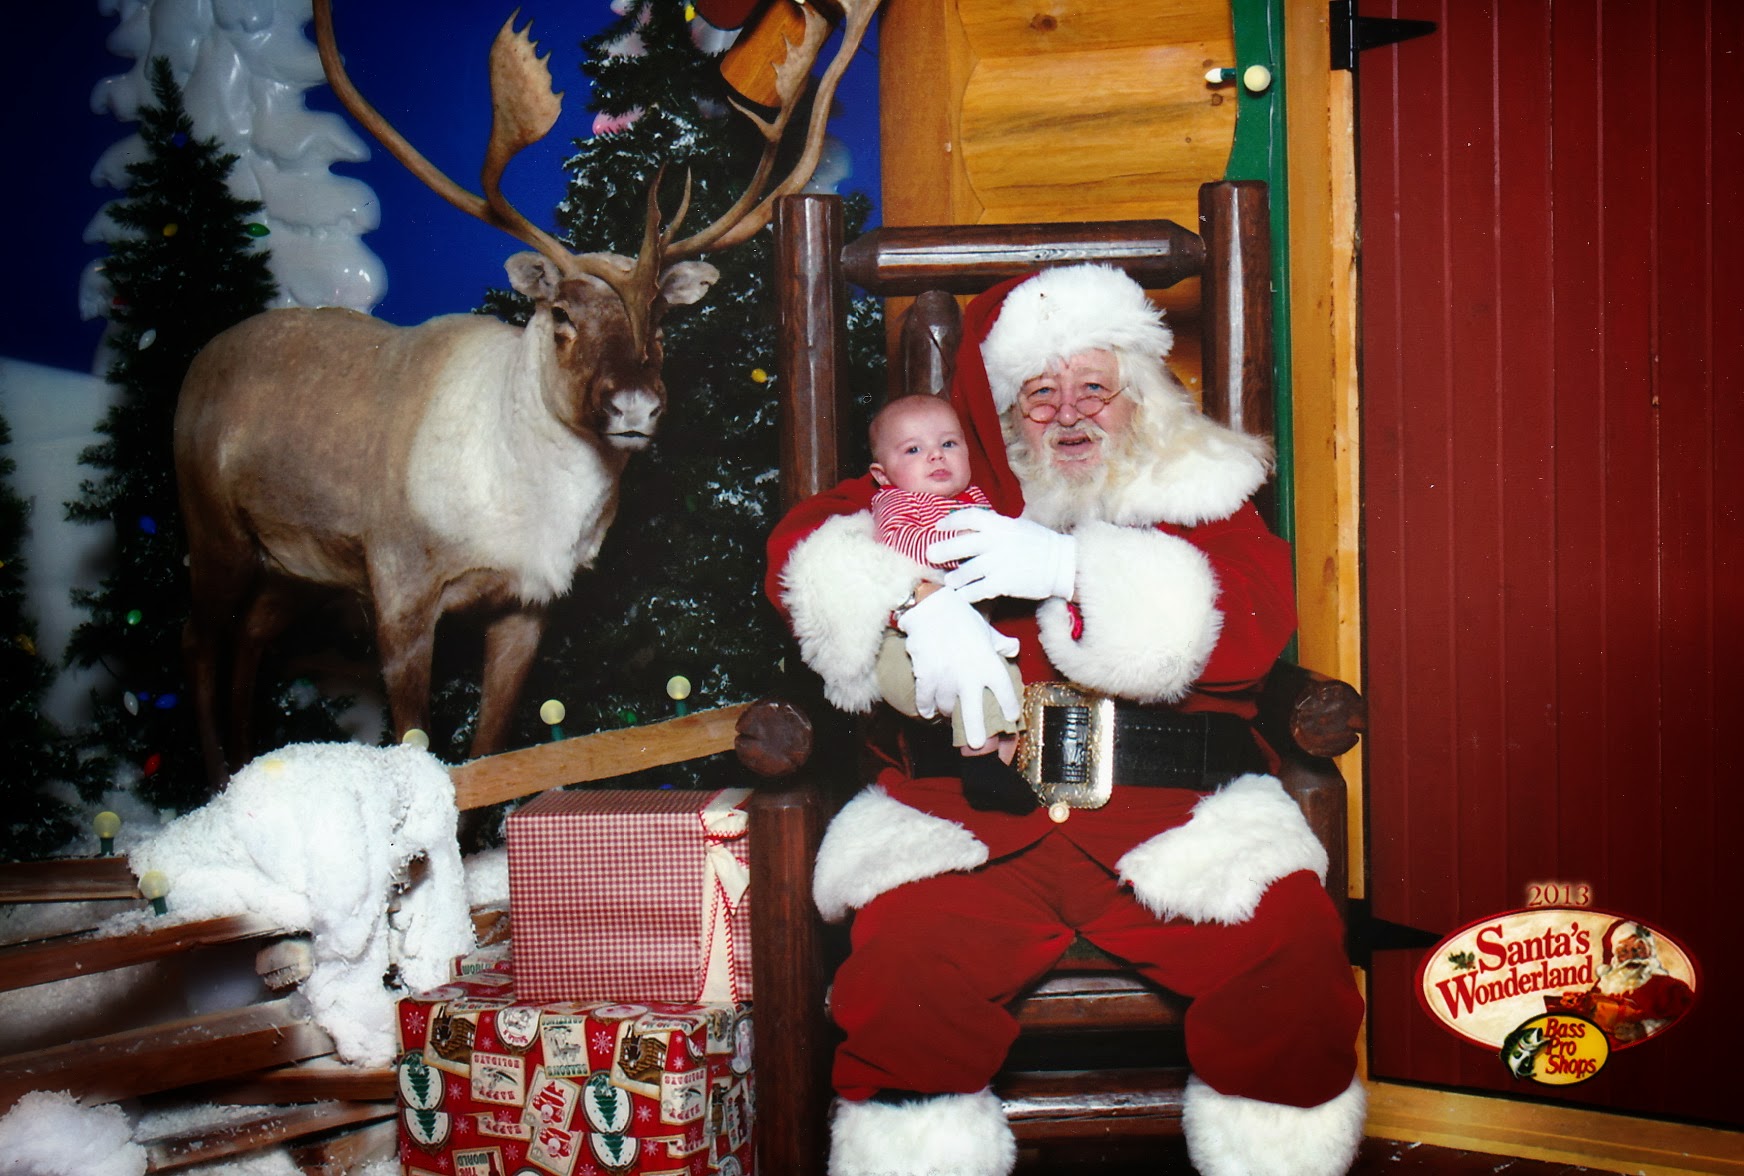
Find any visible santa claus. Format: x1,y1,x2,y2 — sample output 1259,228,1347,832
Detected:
1568,921,1695,1045
766,264,1366,1176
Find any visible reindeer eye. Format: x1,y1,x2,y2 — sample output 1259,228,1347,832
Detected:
550,305,573,326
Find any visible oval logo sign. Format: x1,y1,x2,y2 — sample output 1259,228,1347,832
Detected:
1417,909,1697,1056
1501,1013,1609,1085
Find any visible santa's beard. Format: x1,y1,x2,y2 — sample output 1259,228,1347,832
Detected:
1005,416,1146,530
1596,957,1666,995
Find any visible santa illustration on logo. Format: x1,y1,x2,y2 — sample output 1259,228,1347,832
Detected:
1548,919,1695,1045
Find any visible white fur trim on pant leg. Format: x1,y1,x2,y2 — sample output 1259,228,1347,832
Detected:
1117,775,1328,925
1183,1075,1366,1176
1035,522,1221,704
782,512,933,713
813,786,990,923
829,1089,1017,1176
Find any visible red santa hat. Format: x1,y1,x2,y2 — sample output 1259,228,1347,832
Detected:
949,265,1176,520
1602,919,1652,964
976,263,1175,414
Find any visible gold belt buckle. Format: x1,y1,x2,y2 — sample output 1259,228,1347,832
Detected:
1013,682,1117,810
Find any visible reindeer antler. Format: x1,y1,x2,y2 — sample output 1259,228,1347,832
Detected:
312,0,627,289
313,0,881,351
665,0,881,260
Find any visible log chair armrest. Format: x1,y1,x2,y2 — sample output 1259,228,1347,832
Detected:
1253,662,1360,921
1257,659,1367,762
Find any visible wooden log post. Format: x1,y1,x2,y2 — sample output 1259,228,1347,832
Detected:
774,194,849,509
899,289,962,401
1197,180,1274,439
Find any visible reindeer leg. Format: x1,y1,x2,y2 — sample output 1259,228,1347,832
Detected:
372,584,442,749
472,606,547,758
183,611,231,788
183,549,255,787
226,579,307,769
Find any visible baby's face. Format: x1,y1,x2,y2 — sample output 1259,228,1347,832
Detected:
870,399,972,497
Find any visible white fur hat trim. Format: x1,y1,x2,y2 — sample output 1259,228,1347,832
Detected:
980,263,1175,412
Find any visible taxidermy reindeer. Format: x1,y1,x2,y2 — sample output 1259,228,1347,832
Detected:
175,0,879,781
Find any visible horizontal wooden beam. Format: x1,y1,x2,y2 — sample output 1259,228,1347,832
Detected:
144,1101,392,1171
0,998,332,1112
449,703,751,811
201,1054,396,1106
0,913,287,995
0,857,139,903
1009,974,1185,1033
998,1067,1188,1140
289,1118,399,1174
841,220,1205,296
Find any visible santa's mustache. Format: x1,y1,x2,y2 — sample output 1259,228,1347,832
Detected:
1597,957,1665,992
1040,418,1110,447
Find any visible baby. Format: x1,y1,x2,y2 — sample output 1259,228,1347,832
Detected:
868,394,1023,761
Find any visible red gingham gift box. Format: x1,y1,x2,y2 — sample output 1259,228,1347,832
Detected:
396,967,755,1176
507,787,753,1004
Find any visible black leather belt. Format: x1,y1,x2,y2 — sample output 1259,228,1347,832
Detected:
1014,682,1264,809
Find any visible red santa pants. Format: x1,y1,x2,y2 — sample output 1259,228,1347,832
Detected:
829,830,1362,1109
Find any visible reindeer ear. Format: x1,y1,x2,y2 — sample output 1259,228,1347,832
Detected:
659,262,720,307
505,252,562,303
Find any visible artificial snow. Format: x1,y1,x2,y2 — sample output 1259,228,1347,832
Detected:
0,1091,145,1176
110,741,474,1067
84,0,386,322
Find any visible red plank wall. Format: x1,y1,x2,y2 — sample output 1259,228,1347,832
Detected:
1359,0,1742,1125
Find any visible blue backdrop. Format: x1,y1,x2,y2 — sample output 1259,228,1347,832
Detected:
1,2,880,374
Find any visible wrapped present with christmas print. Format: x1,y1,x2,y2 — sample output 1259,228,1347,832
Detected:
396,968,755,1176
506,787,754,1004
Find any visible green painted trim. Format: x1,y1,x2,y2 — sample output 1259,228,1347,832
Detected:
1226,0,1295,554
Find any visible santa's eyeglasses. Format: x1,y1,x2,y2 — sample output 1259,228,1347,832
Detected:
1017,383,1126,424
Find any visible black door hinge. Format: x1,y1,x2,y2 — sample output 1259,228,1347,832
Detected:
1331,0,1438,72
1345,898,1443,969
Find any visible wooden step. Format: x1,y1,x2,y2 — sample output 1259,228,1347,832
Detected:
0,913,289,994
142,1101,393,1171
998,1067,1189,1142
289,1118,398,1174
204,1055,396,1105
0,858,139,903
0,997,333,1112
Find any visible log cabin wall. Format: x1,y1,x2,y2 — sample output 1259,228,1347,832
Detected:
877,0,1240,392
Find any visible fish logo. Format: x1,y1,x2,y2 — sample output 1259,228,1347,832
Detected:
1502,1024,1549,1079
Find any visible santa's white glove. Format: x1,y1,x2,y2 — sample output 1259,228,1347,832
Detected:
930,510,1077,603
896,586,1021,749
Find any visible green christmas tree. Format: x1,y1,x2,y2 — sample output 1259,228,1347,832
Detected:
64,57,281,812
437,0,885,771
0,416,85,860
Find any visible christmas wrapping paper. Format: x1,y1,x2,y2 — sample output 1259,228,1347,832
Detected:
397,966,755,1176
506,788,754,1004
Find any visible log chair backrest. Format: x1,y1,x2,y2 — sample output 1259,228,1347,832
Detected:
771,182,1275,509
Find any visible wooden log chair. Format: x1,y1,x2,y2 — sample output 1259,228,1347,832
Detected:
746,184,1369,1172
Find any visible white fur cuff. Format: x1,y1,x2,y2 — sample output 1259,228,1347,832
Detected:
1036,521,1221,703
1117,775,1328,925
829,1089,1016,1176
813,787,990,923
782,512,931,713
1183,1075,1367,1176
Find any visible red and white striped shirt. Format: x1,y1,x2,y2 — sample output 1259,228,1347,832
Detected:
871,485,994,567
